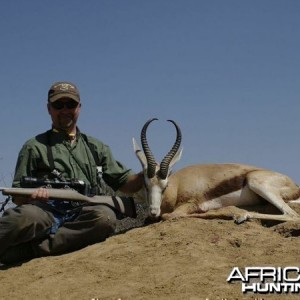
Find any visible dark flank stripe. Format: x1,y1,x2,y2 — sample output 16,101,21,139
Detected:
204,174,247,200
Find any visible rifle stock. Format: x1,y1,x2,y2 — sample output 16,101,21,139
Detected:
0,187,137,218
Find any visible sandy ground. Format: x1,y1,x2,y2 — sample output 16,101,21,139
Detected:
1,204,300,300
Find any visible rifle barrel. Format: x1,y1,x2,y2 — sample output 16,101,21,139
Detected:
0,187,137,218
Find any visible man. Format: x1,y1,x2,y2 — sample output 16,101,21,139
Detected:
0,81,144,265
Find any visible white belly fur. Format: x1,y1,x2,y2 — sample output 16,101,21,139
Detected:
199,186,262,212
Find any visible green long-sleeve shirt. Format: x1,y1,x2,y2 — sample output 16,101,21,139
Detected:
13,129,131,192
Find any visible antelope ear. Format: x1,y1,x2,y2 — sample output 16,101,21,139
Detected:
132,138,147,169
169,148,183,169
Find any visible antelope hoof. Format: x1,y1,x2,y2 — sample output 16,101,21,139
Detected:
234,214,250,224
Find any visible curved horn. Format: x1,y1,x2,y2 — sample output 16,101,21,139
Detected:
141,118,158,178
159,120,182,179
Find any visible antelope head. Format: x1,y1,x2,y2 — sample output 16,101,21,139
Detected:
133,118,183,219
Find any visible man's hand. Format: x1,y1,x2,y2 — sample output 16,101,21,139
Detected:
31,187,50,202
12,187,50,205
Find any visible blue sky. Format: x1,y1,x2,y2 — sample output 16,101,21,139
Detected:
1,0,300,187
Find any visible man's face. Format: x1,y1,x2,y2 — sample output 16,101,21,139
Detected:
47,97,81,131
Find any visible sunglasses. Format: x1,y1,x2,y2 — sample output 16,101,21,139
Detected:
50,100,79,110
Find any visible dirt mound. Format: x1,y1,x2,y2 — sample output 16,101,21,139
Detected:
1,212,300,300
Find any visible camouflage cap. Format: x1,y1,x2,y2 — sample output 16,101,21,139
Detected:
48,81,80,102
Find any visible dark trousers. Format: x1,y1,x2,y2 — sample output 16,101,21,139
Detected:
0,203,116,257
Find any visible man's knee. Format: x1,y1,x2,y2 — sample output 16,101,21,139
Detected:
89,205,117,233
84,205,117,235
0,205,54,257
3,205,49,228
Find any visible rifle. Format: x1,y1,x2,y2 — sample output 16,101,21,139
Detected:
0,187,137,218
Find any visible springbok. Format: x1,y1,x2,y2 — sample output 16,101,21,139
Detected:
133,118,300,223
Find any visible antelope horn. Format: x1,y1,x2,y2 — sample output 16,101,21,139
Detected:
141,118,158,178
158,120,182,179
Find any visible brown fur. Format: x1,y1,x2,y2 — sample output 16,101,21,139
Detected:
157,164,300,222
